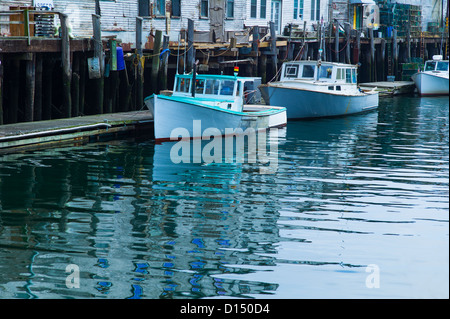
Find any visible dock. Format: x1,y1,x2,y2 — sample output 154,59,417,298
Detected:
0,111,153,153
359,81,416,96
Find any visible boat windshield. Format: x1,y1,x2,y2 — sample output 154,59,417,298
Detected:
436,61,449,71
425,61,437,71
319,65,333,79
302,65,315,78
220,80,235,95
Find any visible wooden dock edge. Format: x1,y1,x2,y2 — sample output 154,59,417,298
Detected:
0,111,154,154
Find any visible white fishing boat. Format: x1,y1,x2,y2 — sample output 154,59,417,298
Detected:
259,60,379,119
411,55,449,96
144,70,287,142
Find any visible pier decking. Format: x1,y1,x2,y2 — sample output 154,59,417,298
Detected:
0,111,153,153
359,81,416,96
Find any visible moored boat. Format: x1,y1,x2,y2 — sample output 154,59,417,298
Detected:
144,72,287,142
411,55,449,96
259,60,379,120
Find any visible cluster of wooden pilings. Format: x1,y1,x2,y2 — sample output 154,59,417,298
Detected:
0,13,448,126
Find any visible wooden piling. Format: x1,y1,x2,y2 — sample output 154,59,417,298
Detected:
0,54,3,125
42,59,54,120
393,29,398,80
72,53,80,117
24,53,36,122
335,22,339,62
187,19,195,73
369,28,375,82
136,17,143,110
345,23,351,64
151,30,162,94
160,35,169,91
269,21,278,78
9,59,20,123
252,26,259,77
79,53,86,115
60,13,72,118
92,14,104,115
34,53,43,121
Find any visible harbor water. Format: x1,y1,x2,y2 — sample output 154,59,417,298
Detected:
0,96,448,299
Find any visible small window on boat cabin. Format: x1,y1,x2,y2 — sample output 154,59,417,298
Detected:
425,61,436,71
302,65,315,78
205,79,220,95
437,61,449,71
177,77,191,93
336,68,344,80
236,81,241,96
220,80,235,96
351,69,357,83
285,64,299,78
319,66,333,79
196,79,205,94
345,69,352,83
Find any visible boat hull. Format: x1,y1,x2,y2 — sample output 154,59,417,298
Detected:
260,85,379,120
411,72,449,96
145,95,286,141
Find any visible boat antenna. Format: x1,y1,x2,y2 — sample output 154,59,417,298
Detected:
184,29,187,74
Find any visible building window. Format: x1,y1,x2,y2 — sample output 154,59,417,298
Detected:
294,0,303,19
250,0,257,18
154,0,165,16
260,0,267,18
172,0,181,16
138,0,150,16
226,0,234,18
311,0,320,21
200,0,209,17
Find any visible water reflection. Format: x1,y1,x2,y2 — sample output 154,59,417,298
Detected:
0,96,448,298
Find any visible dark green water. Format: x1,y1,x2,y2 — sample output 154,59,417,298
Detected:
0,96,448,299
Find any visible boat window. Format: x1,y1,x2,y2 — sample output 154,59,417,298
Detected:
328,86,334,90
195,79,205,94
177,78,191,93
285,64,299,78
336,68,342,80
302,65,315,78
205,79,220,95
220,80,235,96
352,69,357,83
236,81,241,96
336,86,341,91
425,61,437,71
345,69,352,83
319,66,333,79
436,61,449,71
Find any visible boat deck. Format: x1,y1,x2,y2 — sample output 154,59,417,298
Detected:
0,111,154,153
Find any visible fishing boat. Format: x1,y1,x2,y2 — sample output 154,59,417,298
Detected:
259,60,379,120
144,69,287,142
411,55,449,96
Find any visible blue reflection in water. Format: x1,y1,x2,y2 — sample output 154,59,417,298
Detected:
0,97,448,299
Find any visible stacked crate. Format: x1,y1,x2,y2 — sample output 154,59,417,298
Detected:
378,1,422,37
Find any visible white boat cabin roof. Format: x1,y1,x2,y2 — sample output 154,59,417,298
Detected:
172,73,257,100
280,61,358,84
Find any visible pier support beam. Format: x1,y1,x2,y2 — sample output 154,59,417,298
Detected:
0,54,3,125
34,53,43,121
187,19,195,73
151,30,162,94
136,17,143,110
24,53,36,122
92,14,104,115
60,13,72,118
